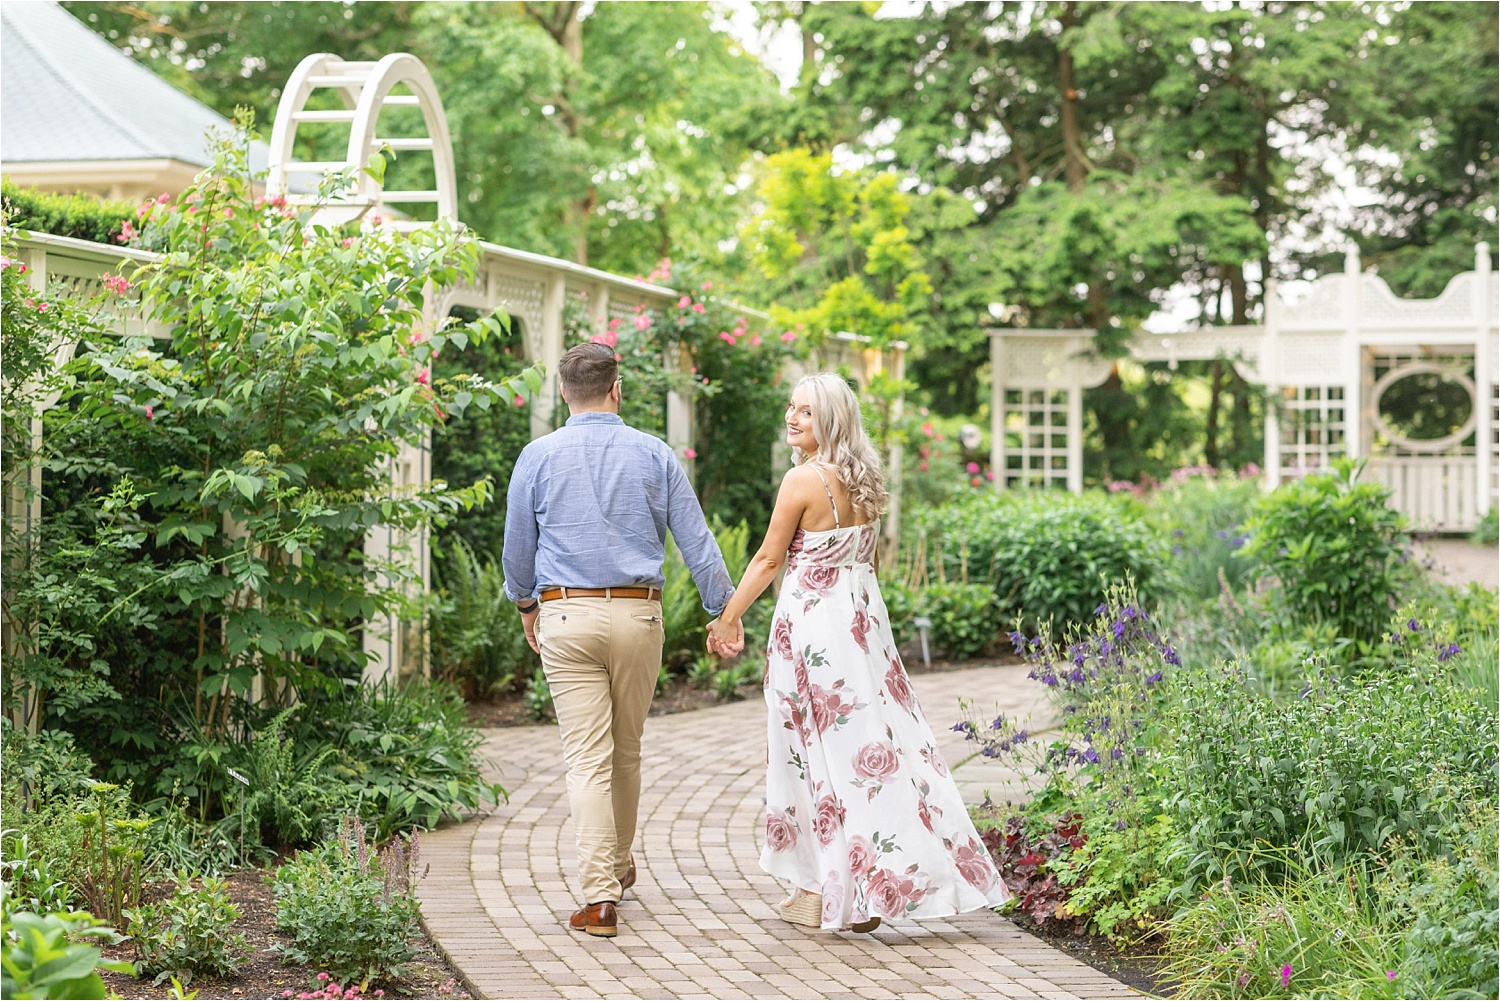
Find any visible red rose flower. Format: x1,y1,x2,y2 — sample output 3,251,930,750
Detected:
884,660,916,713
812,793,846,846
852,741,901,783
765,808,799,853
952,838,997,891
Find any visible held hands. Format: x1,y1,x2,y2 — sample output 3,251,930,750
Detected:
706,616,744,658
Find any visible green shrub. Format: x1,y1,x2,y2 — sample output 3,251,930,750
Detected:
1471,505,1499,545
917,580,998,659
0,832,73,915
912,491,1167,635
1,180,134,245
124,872,249,986
0,893,132,1001
523,666,554,722
1168,665,1497,882
1147,472,1261,600
879,576,919,645
272,817,422,988
0,723,96,812
431,537,536,699
1239,458,1414,646
1054,811,1183,942
227,708,352,851
295,682,505,839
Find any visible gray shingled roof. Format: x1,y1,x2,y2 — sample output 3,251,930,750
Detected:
1,1,272,173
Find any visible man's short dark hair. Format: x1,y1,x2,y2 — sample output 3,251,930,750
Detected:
559,342,619,403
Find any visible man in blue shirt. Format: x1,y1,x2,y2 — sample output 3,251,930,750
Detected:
503,342,738,938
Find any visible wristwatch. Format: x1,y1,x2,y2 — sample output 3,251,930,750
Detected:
516,599,538,614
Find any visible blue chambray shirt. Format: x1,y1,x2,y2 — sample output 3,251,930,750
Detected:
501,412,734,615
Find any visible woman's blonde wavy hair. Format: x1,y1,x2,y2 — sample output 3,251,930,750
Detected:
791,372,888,522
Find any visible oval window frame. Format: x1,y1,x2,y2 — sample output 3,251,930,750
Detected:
1370,361,1478,454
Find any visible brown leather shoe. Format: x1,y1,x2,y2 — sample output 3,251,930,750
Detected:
569,901,618,938
619,856,636,893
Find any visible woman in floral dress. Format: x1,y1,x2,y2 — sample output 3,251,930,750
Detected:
706,373,1011,933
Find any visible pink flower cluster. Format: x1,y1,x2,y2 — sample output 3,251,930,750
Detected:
643,257,673,284
104,273,132,295
281,972,385,1000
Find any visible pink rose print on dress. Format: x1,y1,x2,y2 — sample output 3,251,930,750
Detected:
765,808,799,853
920,743,949,777
820,871,844,924
798,564,841,595
808,682,860,735
850,604,874,653
883,659,916,714
811,791,847,846
772,615,795,660
780,692,811,748
851,740,901,800
847,835,877,877
917,796,935,834
793,652,811,696
951,837,998,891
866,866,930,918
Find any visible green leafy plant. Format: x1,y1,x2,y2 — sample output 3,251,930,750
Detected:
523,666,554,722
71,783,157,925
1238,458,1413,646
711,660,761,702
1147,470,1261,600
911,491,1167,635
228,708,350,850
430,537,535,699
0,833,73,916
0,891,131,1000
124,872,249,986
1053,811,1183,942
272,816,423,989
1470,505,1498,545
916,580,997,659
297,682,505,838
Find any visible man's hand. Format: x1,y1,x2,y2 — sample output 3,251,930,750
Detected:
706,616,744,657
520,605,541,653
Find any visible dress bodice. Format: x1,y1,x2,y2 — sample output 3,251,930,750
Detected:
787,522,879,569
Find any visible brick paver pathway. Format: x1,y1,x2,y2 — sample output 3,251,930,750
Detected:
419,665,1138,1000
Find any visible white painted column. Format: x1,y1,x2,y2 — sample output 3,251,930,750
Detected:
1263,277,1282,490
666,342,695,480
1343,247,1363,461
990,331,1006,493
531,274,567,440
1475,243,1494,517
1066,368,1084,495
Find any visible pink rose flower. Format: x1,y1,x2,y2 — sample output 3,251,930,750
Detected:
677,294,691,308
850,605,873,652
884,660,916,713
847,835,876,876
798,564,841,594
952,837,997,891
921,744,949,777
692,302,705,314
683,447,698,459
765,808,798,852
811,792,845,846
820,871,843,924
772,615,794,660
866,867,921,918
852,740,900,783
780,330,797,342
634,315,650,331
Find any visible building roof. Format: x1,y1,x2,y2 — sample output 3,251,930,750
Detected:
1,1,272,174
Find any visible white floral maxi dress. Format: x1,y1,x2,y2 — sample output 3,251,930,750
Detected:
760,507,1012,930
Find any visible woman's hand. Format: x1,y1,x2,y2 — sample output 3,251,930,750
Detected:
707,617,744,657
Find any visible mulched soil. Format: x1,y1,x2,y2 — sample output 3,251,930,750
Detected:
1018,922,1178,998
97,868,470,1001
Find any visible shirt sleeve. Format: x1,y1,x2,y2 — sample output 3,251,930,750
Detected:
501,447,540,602
664,453,735,616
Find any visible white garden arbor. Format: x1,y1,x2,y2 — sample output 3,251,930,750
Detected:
990,245,1499,532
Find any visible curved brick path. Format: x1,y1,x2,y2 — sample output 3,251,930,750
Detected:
418,665,1137,1000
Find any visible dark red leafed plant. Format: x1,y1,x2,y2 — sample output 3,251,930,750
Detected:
982,813,1087,928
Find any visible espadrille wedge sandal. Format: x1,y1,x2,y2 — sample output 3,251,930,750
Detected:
777,891,823,928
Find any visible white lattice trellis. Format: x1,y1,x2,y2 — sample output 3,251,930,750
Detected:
1001,389,1070,489
1279,385,1347,475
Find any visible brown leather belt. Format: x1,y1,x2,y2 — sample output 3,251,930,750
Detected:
538,586,662,603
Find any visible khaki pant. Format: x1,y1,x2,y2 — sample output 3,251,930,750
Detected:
536,595,664,905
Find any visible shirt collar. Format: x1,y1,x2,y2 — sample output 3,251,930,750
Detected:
564,411,625,427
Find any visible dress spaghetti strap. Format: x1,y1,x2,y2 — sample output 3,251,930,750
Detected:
808,462,840,529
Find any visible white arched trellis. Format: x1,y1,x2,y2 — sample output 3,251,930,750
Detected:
989,244,1499,532
267,53,457,226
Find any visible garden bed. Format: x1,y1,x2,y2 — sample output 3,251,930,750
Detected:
95,869,469,1000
